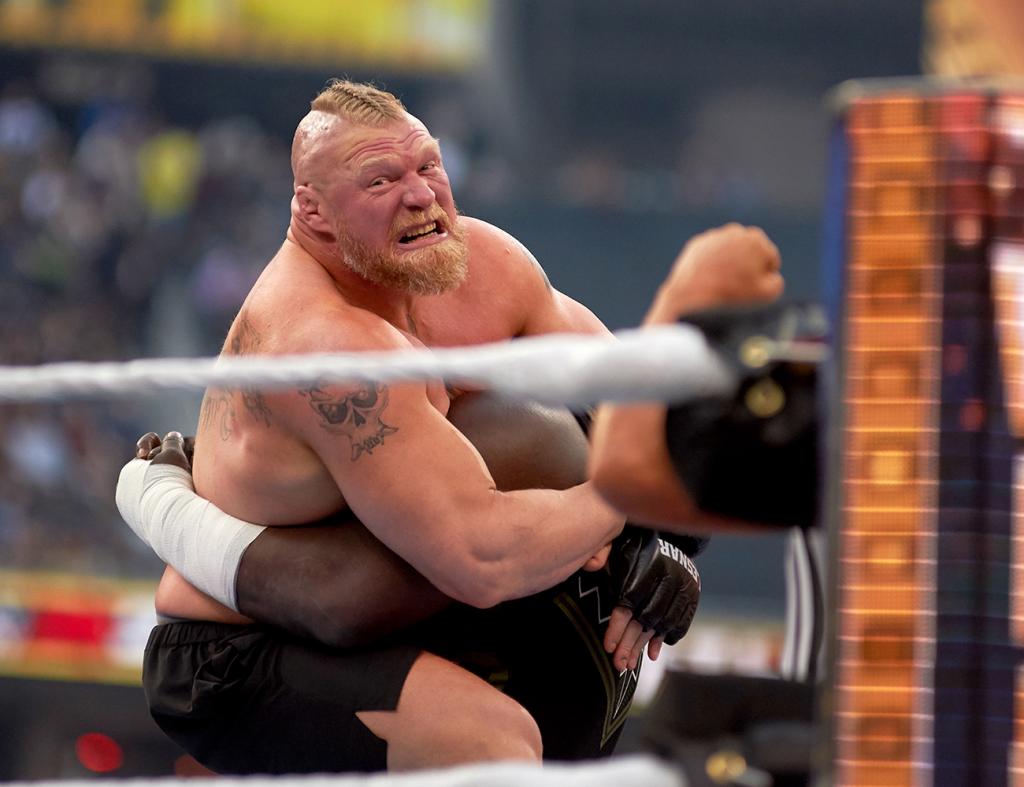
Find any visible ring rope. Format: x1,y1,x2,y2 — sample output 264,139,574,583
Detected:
0,325,735,406
10,755,684,787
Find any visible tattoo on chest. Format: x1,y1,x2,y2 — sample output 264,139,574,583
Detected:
224,312,273,427
300,382,399,461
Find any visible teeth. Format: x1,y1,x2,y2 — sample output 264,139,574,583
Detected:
406,222,436,240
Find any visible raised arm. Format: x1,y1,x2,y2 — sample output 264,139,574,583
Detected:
588,224,785,530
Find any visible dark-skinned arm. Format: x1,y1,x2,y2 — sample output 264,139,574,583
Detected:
143,392,591,648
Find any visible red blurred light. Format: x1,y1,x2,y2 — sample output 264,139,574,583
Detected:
31,611,114,644
75,732,123,773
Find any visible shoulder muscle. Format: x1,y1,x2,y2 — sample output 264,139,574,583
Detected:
462,216,552,290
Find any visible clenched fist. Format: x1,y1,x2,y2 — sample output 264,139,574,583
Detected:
646,224,784,324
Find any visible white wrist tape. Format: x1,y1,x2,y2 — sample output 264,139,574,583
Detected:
115,459,265,611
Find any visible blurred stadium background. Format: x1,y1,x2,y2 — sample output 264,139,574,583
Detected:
0,0,971,779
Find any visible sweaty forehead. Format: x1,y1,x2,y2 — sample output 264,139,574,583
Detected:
339,117,438,167
298,110,339,139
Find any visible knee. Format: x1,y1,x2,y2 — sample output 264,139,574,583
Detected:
467,695,542,763
383,653,543,768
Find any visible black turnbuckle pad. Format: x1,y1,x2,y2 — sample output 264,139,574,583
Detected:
665,303,825,528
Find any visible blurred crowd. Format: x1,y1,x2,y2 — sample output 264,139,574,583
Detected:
0,77,296,576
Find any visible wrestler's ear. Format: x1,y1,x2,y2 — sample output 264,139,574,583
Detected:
294,185,334,235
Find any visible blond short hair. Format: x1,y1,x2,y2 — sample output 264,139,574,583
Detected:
310,79,407,126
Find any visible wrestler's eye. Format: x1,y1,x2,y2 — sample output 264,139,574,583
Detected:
420,161,438,173
369,176,388,187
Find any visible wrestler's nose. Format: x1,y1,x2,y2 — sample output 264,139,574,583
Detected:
401,175,435,210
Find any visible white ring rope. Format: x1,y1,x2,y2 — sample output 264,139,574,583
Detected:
9,755,685,787
0,325,735,407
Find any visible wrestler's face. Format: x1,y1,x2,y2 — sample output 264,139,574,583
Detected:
325,115,467,295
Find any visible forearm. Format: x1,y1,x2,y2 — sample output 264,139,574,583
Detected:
426,482,624,607
644,281,711,326
589,402,700,525
593,222,787,530
116,460,263,609
590,402,766,534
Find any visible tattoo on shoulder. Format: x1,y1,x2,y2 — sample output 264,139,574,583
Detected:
242,389,273,427
224,311,274,427
300,381,399,461
200,391,235,441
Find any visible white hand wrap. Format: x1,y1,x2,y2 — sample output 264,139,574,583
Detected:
115,459,265,611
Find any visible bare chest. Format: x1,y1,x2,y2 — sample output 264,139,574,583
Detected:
192,288,520,520
192,390,341,524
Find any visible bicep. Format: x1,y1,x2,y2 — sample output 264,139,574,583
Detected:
285,378,498,571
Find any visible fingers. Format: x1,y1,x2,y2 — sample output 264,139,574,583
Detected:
162,431,184,449
136,432,160,459
606,606,658,672
612,619,656,672
612,618,644,671
604,606,633,656
743,225,783,303
628,628,657,670
747,225,781,267
135,431,197,470
609,624,665,670
149,431,192,471
659,223,785,319
764,270,786,302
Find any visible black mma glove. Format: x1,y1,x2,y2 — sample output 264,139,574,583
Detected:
659,529,710,558
608,525,701,645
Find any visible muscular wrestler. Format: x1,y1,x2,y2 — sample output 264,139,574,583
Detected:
117,80,700,773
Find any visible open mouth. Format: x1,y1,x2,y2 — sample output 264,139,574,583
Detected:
398,221,446,244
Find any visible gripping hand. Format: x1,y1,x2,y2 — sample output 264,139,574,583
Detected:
608,525,701,646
